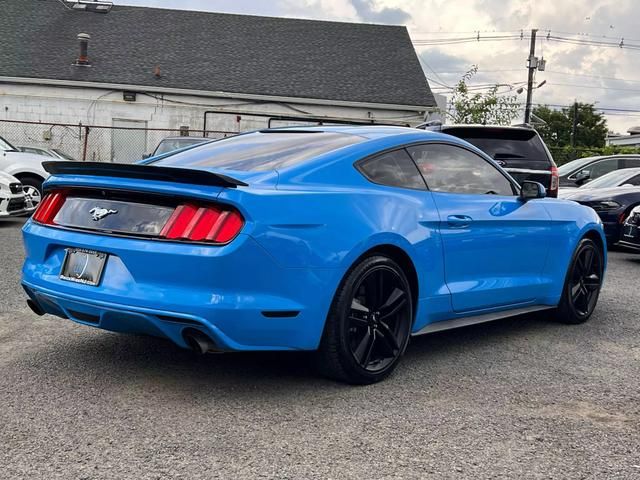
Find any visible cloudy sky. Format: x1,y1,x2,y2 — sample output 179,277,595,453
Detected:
119,0,640,133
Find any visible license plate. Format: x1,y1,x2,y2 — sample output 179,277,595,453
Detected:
60,248,108,286
623,225,637,238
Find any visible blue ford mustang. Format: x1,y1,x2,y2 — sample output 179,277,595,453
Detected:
22,126,606,384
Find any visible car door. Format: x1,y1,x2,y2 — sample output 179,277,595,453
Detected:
572,157,620,184
406,143,553,313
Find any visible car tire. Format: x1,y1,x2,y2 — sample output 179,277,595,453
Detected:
554,238,604,324
19,176,44,207
315,255,413,384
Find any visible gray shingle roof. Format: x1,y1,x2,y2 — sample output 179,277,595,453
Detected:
0,0,435,108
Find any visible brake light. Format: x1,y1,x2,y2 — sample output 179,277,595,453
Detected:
159,203,244,243
549,165,559,197
32,191,66,225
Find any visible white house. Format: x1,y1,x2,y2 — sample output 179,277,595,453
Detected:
607,126,640,148
0,0,437,162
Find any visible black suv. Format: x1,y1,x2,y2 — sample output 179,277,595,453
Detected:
417,124,559,197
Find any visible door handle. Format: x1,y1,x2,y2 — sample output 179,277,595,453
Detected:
447,215,473,227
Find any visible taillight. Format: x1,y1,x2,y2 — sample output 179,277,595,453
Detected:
32,191,66,225
159,203,244,244
549,165,559,197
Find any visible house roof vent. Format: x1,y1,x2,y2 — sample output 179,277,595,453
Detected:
73,33,91,67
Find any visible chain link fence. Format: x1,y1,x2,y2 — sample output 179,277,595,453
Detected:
0,120,236,163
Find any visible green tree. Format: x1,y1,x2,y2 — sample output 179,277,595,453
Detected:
447,66,521,125
533,103,608,148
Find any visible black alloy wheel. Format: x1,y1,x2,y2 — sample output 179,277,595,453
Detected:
556,238,604,324
316,256,413,384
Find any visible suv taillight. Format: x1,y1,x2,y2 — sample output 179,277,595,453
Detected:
32,191,66,225
159,203,244,243
549,165,559,197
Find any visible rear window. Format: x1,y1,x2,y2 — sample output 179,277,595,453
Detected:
152,131,363,171
442,127,550,162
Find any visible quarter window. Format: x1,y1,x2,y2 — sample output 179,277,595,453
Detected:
358,149,426,189
622,158,640,168
406,144,515,195
626,174,640,186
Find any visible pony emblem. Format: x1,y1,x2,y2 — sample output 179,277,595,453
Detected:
89,207,118,221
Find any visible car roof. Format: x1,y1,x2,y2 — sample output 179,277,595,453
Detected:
159,136,208,141
575,154,640,161
261,125,454,142
147,126,476,180
439,124,534,132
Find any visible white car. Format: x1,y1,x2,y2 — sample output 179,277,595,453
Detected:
0,135,61,206
0,171,35,218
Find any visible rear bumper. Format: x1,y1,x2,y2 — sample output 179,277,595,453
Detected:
21,221,339,351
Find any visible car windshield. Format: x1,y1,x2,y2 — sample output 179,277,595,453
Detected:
580,168,640,189
52,149,75,161
0,136,17,152
152,131,364,171
557,157,600,176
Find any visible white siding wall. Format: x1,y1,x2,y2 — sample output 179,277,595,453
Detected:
0,83,428,161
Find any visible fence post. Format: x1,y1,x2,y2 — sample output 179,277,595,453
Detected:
82,125,90,161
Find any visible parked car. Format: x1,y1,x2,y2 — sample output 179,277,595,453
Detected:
558,155,640,188
416,124,559,197
562,186,640,244
17,146,75,161
619,205,640,251
143,136,209,159
559,167,640,196
0,171,35,218
22,126,605,384
0,135,63,206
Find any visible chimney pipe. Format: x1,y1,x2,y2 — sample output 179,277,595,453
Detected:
74,33,91,66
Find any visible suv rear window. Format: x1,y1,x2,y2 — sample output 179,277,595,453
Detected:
152,131,363,171
442,127,550,163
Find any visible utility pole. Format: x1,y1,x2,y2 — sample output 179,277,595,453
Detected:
571,101,579,149
524,29,538,124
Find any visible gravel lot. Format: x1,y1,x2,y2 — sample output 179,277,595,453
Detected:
1,217,639,479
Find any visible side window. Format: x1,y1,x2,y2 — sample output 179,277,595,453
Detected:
406,144,515,196
587,159,619,179
626,174,640,186
358,149,426,189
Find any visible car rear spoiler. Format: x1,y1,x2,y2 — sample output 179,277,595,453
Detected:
43,161,248,188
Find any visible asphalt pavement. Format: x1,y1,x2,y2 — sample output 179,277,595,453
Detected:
1,217,639,479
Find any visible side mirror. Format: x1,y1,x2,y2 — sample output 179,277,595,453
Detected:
142,153,151,159
520,181,546,201
575,169,591,185
621,183,634,187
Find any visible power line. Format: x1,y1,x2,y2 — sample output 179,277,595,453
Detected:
545,82,640,93
411,31,640,51
419,58,451,88
544,70,640,84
